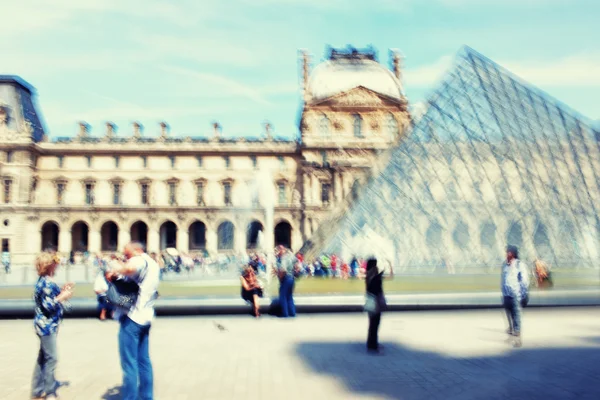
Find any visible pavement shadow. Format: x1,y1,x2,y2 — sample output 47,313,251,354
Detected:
101,386,122,400
295,339,600,400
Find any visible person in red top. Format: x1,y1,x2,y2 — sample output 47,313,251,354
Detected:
341,262,350,279
331,254,338,278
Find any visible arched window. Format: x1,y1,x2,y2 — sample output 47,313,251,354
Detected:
319,114,330,137
353,114,363,137
159,220,177,250
189,221,207,250
101,221,119,252
274,221,292,249
386,113,398,140
218,221,235,250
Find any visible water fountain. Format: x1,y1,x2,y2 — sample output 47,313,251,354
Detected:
244,166,276,283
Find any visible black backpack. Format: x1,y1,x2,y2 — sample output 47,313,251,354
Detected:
106,260,148,310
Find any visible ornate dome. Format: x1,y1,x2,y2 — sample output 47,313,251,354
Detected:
307,57,404,102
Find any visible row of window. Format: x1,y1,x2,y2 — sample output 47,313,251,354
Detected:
52,180,333,207
318,113,398,139
55,154,287,170
2,177,332,207
3,179,11,204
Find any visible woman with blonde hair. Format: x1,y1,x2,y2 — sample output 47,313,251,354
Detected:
31,252,74,400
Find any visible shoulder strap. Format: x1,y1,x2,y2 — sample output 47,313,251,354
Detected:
138,258,149,283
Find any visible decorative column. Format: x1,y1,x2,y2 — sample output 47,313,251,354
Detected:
58,228,72,254
148,229,160,254
32,224,42,254
291,223,302,252
303,173,311,207
89,228,101,254
118,229,131,251
333,170,343,204
177,228,189,253
206,229,218,257
311,174,319,205
234,223,246,255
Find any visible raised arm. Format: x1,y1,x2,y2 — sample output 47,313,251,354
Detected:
39,281,71,315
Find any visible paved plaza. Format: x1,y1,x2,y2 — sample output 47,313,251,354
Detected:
1,308,599,400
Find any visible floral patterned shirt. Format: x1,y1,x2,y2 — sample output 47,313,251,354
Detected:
33,276,63,336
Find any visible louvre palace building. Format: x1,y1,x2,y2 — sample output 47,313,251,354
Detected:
2,44,600,269
0,46,411,264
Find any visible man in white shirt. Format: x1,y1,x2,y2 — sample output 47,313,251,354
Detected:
501,245,530,348
106,242,160,400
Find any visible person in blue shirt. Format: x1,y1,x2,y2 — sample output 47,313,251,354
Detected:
31,252,74,400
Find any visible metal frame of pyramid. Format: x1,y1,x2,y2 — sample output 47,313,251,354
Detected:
308,46,600,272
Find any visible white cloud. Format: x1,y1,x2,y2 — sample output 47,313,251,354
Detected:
403,56,453,86
161,66,272,105
131,33,265,67
403,52,600,88
160,65,296,105
502,54,600,87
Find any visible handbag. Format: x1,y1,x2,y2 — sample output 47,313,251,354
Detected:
364,293,378,314
517,261,529,308
106,260,148,310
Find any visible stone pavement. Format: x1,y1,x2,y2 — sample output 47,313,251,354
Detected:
0,308,599,400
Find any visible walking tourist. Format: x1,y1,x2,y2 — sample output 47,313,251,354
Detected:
241,266,263,317
278,267,296,318
105,242,160,400
2,249,10,273
93,268,111,320
365,258,386,354
31,252,74,400
501,245,530,348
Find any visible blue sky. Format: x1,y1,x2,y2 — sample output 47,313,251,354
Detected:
1,0,599,139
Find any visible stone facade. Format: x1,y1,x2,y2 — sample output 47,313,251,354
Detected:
0,47,410,264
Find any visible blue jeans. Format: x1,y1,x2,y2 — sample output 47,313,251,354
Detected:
503,295,522,335
31,333,58,397
119,316,153,400
279,275,296,318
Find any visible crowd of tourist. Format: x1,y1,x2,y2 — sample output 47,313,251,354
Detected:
27,237,558,399
52,247,389,281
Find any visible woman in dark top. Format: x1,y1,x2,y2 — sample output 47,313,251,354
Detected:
241,266,263,317
365,258,386,353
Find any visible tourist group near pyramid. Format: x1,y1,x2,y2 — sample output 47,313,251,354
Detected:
309,46,600,272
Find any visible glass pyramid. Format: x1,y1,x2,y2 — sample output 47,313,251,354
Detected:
309,46,600,272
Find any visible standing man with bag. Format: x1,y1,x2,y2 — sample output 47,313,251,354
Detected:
106,242,160,400
501,245,530,348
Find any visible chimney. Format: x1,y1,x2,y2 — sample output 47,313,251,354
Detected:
132,121,143,138
264,121,273,139
390,49,403,80
78,121,90,137
159,121,169,138
105,122,116,138
299,49,311,102
213,122,221,138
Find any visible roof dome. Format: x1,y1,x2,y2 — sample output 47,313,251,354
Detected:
307,58,403,102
